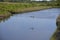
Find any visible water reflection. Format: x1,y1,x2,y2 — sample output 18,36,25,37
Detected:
0,16,11,23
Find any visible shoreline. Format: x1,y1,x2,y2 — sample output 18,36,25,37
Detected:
0,6,52,18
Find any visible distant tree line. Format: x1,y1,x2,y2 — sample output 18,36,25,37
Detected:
0,0,57,2
0,0,31,2
0,0,60,3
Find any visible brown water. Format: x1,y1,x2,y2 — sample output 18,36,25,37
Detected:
0,8,60,40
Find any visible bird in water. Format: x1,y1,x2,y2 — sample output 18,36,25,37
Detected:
30,27,34,30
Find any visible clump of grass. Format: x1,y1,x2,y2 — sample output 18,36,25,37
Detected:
0,10,11,17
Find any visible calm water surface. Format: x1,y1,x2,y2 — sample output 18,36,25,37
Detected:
0,8,60,40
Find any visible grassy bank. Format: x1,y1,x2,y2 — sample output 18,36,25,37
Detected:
51,29,60,40
50,30,57,40
51,15,60,40
0,2,59,17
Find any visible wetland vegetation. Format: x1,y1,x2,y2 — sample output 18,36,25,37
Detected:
0,1,60,18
